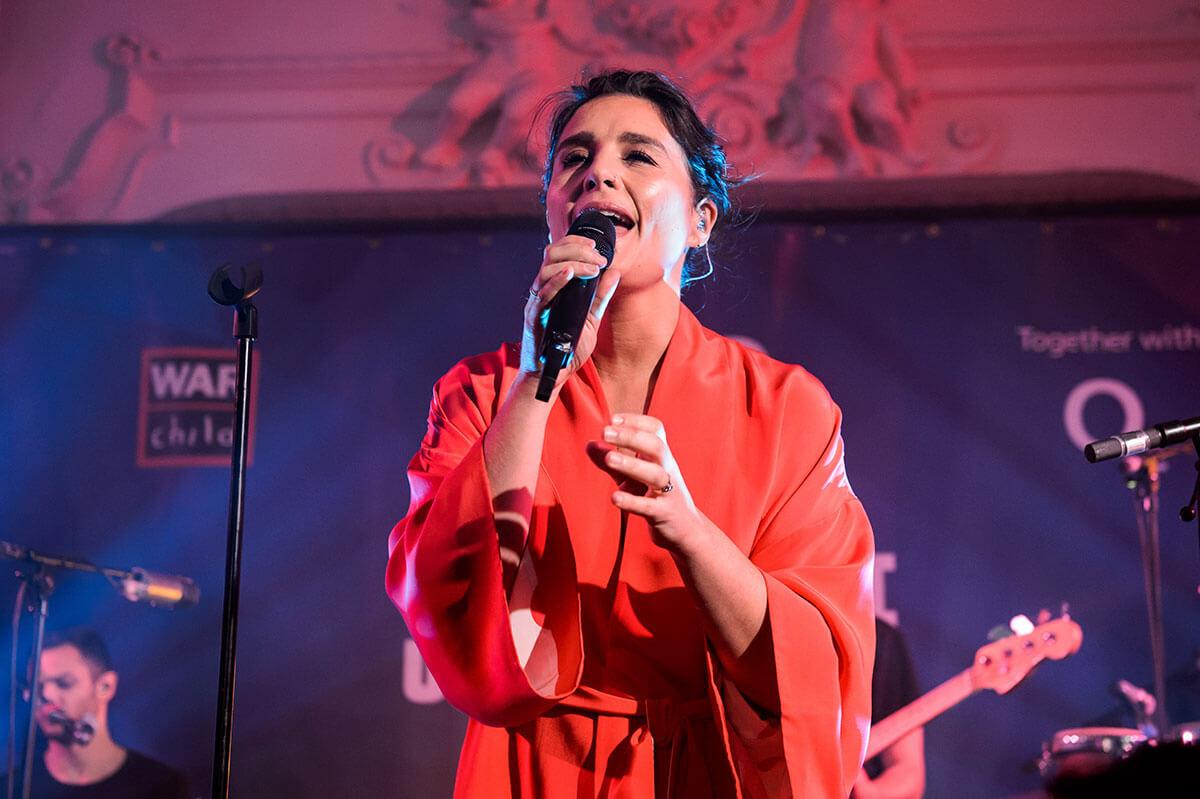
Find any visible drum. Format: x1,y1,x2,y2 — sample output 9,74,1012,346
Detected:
1168,720,1199,745
1039,727,1146,780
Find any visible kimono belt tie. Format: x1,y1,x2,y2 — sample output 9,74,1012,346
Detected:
554,685,716,798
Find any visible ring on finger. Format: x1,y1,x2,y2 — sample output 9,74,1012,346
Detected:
658,480,674,494
527,287,539,301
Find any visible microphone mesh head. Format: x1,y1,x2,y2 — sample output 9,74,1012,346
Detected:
568,209,617,266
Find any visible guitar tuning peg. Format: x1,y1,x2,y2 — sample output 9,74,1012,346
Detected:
987,623,1013,642
1009,614,1035,635
1058,601,1071,619
1036,608,1052,625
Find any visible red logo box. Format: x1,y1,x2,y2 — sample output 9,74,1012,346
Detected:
136,347,259,468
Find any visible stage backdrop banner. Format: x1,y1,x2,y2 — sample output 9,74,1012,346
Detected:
1,214,1197,798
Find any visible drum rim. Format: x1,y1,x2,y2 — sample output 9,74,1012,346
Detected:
1045,727,1145,755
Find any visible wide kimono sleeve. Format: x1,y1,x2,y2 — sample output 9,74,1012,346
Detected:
384,349,583,727
712,365,875,799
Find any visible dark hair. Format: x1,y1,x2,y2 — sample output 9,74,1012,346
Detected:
539,70,742,285
44,628,115,676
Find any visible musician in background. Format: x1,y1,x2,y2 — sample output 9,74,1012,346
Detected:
21,627,189,799
853,617,926,799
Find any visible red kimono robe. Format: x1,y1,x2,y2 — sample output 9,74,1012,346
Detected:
387,306,874,798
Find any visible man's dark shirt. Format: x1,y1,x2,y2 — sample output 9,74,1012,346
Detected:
865,617,921,779
17,749,190,799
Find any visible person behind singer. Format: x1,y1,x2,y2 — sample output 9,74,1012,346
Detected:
387,69,875,797
852,617,925,799
17,628,189,799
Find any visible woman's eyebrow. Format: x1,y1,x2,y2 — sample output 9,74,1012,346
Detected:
557,131,668,155
618,132,668,154
557,132,595,152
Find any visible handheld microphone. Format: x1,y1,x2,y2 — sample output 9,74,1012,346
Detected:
535,210,617,402
1084,416,1200,463
120,568,200,608
46,710,96,746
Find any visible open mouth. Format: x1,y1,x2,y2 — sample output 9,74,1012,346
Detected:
575,205,635,230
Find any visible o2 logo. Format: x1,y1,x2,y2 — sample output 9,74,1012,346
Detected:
1062,378,1144,450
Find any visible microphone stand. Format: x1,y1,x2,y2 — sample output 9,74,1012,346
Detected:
1117,439,1200,739
1122,456,1171,738
14,565,49,799
207,264,260,799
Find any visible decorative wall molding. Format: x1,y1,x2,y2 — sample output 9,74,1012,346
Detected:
1,157,41,221
3,33,178,222
909,32,1200,70
1,1,1198,224
137,51,472,94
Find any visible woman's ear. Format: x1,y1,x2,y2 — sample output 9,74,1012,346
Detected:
689,199,719,248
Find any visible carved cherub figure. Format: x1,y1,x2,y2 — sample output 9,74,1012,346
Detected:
778,0,924,175
420,0,620,185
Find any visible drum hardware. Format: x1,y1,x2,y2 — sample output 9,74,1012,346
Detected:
1038,726,1147,780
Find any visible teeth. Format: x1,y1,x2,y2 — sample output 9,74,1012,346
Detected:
593,209,630,227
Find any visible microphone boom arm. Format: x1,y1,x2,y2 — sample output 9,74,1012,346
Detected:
0,542,196,607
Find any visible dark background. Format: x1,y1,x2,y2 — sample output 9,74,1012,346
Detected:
1,210,1197,797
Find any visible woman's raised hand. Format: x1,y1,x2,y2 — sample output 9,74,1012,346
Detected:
520,234,621,391
597,413,707,552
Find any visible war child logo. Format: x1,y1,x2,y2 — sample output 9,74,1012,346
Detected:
137,347,259,468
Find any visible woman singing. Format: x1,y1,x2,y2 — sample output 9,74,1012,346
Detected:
387,70,875,798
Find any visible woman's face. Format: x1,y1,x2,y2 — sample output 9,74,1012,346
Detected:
544,94,713,291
